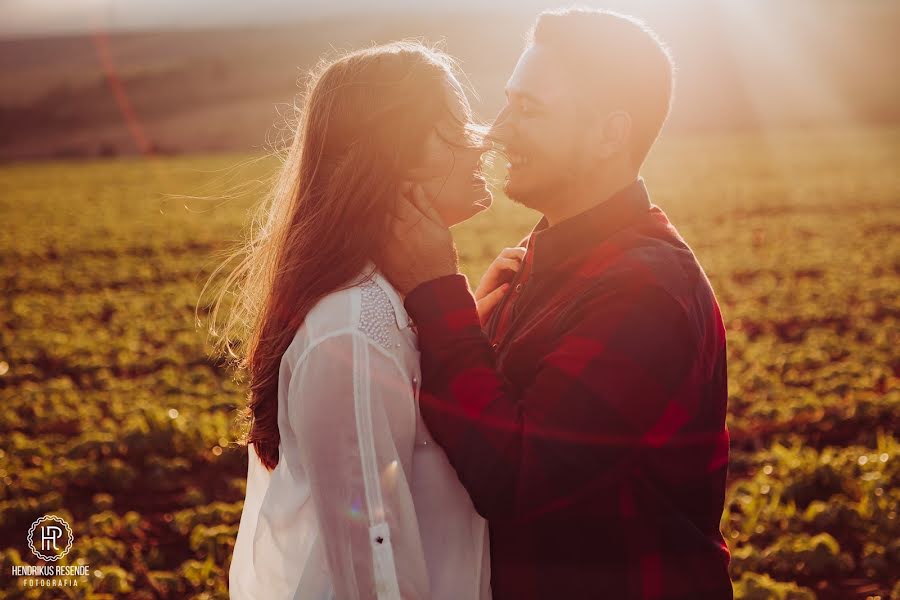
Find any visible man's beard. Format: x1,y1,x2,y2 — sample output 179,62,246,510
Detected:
504,144,585,211
504,166,562,212
503,177,531,207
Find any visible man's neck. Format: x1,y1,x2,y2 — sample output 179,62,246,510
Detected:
543,169,639,228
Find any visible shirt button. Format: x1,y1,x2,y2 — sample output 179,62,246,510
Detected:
412,376,418,384
514,283,523,293
491,342,499,350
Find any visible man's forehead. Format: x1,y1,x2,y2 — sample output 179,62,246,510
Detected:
505,45,569,105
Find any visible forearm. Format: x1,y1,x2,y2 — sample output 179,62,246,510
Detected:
406,277,702,522
405,274,524,518
293,333,430,598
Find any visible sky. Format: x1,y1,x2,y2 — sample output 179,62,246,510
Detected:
0,0,559,38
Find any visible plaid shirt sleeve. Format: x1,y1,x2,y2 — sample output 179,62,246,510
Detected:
404,273,699,521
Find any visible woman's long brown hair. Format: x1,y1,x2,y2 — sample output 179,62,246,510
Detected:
200,42,471,471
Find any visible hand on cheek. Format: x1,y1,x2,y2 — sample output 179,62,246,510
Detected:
376,183,459,295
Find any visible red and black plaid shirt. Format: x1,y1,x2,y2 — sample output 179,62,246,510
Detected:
404,179,732,600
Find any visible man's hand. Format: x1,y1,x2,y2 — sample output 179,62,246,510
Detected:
378,183,458,296
475,247,526,326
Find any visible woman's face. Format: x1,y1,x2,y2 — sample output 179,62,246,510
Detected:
410,74,492,227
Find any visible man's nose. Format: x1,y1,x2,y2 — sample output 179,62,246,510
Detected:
487,104,513,145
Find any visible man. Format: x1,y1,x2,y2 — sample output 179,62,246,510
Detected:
380,8,732,599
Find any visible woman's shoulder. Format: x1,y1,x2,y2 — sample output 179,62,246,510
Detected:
294,264,412,353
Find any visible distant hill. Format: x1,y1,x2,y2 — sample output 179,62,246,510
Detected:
1,3,898,161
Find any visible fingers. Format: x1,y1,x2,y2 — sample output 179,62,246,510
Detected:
393,182,441,231
392,189,422,226
488,247,526,276
391,200,413,225
476,282,510,326
492,257,522,274
498,246,527,262
474,246,527,300
392,187,438,245
406,183,445,227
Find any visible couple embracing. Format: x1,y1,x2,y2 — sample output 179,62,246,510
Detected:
223,7,732,600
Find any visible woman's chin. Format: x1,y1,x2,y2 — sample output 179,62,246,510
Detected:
446,196,492,227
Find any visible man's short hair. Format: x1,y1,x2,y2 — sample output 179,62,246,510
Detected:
529,7,675,168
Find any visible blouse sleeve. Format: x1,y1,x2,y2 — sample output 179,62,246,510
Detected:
289,330,430,600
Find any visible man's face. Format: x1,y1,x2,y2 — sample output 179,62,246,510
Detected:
489,45,585,210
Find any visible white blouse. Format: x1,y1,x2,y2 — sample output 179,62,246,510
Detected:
229,262,491,600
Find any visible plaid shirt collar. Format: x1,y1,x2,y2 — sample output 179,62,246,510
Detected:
527,177,652,275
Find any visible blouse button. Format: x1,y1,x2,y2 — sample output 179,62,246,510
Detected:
491,342,499,350
514,283,523,293
412,376,418,384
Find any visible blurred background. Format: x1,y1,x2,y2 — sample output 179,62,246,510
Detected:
1,0,899,159
0,0,897,599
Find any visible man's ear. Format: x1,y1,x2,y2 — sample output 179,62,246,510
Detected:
593,110,632,160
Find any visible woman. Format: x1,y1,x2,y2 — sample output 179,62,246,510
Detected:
210,42,522,599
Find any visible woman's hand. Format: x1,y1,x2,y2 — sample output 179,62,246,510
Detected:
379,183,458,295
475,247,526,327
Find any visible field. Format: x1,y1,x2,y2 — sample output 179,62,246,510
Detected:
0,127,898,599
